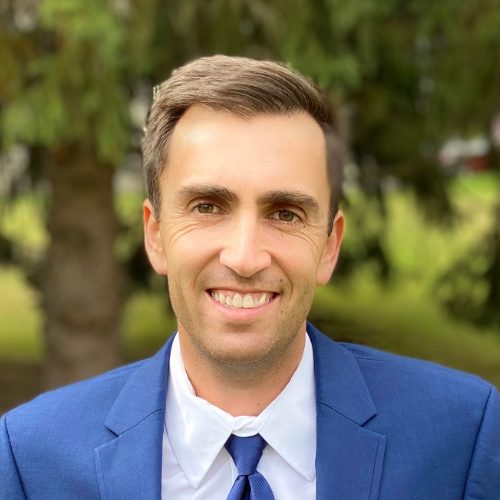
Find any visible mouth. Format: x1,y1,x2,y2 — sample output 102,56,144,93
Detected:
207,289,278,310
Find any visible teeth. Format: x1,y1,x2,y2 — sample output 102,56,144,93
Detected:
243,294,253,308
232,293,243,308
211,291,274,309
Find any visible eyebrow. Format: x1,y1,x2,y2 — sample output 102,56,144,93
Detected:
174,183,322,216
257,190,322,216
174,184,238,204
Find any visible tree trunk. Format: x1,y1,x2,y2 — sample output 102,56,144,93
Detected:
43,145,121,390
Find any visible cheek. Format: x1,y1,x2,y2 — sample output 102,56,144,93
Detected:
271,230,324,264
164,216,203,247
163,220,215,277
271,233,323,286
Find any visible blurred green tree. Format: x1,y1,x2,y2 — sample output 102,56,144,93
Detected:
1,0,499,388
1,0,133,387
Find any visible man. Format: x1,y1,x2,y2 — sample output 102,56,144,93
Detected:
1,56,499,500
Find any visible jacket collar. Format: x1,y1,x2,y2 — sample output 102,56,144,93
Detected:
94,335,174,500
308,322,377,425
102,323,377,435
308,322,385,500
103,336,174,436
95,324,385,500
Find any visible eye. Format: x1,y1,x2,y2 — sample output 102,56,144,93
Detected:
194,203,221,214
270,210,302,223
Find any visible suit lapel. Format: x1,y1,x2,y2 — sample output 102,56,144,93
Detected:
315,405,386,500
93,325,386,500
308,323,386,500
94,335,175,500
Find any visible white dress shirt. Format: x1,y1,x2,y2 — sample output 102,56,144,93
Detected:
161,332,317,499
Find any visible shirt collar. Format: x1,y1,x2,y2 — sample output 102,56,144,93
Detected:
259,332,316,481
165,330,316,487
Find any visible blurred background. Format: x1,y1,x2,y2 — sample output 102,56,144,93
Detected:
1,0,500,414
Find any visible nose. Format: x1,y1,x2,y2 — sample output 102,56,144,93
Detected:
219,214,272,278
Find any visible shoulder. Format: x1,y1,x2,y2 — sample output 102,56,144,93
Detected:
341,341,492,392
338,341,495,423
3,359,146,437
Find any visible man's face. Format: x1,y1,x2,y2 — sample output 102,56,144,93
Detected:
144,106,343,369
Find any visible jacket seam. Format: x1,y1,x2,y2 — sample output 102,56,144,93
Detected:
116,408,165,436
367,435,382,499
98,449,110,500
4,415,29,499
461,385,492,499
317,401,364,427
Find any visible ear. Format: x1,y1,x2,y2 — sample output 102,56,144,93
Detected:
316,210,345,286
143,199,168,275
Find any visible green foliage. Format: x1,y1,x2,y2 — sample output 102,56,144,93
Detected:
276,0,380,92
1,0,132,163
0,266,43,361
3,0,500,167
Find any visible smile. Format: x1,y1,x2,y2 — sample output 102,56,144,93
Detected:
208,289,276,309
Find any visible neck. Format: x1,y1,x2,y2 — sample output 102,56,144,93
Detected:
178,328,306,417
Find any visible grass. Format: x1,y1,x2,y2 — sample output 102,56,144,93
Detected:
121,291,177,360
0,267,43,361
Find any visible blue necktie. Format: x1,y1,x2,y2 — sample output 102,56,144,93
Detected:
225,434,275,500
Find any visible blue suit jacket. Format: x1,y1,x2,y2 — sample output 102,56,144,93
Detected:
1,323,499,499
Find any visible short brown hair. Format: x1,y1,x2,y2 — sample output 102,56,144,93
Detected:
142,55,343,234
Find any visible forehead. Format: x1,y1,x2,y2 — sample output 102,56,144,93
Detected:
163,106,328,201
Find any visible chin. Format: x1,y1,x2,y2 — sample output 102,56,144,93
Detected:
206,332,274,365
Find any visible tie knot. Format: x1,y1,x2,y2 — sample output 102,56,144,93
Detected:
224,434,268,476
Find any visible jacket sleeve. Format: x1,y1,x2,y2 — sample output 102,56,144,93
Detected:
0,413,27,500
463,385,500,499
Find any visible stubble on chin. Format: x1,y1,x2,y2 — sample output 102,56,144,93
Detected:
169,270,316,381
181,324,302,387
176,303,314,385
